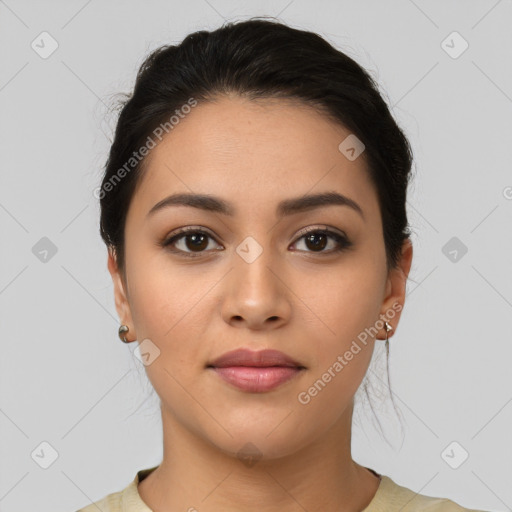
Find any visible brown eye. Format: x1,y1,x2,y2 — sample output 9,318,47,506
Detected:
161,226,352,258
292,227,352,254
181,232,209,252
162,228,221,257
304,232,328,251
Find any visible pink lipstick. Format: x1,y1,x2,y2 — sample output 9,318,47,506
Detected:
207,348,305,393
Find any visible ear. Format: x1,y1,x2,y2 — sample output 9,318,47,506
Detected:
107,248,137,342
378,238,413,340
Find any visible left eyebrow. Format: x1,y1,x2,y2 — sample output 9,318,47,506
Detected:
147,191,365,220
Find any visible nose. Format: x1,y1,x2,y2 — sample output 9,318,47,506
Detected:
220,248,292,331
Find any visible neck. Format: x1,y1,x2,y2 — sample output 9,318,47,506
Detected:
138,402,381,512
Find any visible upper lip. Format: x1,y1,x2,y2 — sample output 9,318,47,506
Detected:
207,349,305,368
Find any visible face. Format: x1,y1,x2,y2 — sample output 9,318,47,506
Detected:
108,94,412,461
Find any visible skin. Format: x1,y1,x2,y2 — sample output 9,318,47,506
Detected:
108,93,413,512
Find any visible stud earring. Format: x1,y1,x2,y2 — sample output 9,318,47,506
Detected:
118,324,131,343
385,321,393,341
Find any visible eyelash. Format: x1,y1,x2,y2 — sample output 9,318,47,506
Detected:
160,225,353,259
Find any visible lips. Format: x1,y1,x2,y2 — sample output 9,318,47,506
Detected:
207,348,305,369
207,348,306,393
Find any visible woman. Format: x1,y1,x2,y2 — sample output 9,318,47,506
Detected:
78,17,486,512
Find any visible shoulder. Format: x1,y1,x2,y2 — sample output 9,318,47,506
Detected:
75,466,158,512
76,489,124,512
365,474,488,512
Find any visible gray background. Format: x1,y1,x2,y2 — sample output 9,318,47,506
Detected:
1,1,511,511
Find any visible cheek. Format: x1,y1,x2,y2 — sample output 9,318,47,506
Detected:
128,261,203,339
298,263,384,360
127,266,216,377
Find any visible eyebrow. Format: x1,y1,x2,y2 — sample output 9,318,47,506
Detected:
147,191,365,220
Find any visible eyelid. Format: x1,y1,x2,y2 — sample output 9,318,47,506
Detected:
160,226,222,258
161,224,351,256
293,224,347,240
289,225,352,254
169,225,217,238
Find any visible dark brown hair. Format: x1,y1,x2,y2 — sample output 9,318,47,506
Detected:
99,17,414,440
99,17,413,280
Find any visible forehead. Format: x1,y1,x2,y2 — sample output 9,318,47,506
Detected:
128,95,379,225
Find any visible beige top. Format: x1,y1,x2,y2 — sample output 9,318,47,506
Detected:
76,466,487,511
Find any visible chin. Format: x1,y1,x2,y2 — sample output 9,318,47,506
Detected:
223,440,302,464
206,421,314,464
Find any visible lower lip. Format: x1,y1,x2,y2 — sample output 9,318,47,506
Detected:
210,366,303,392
